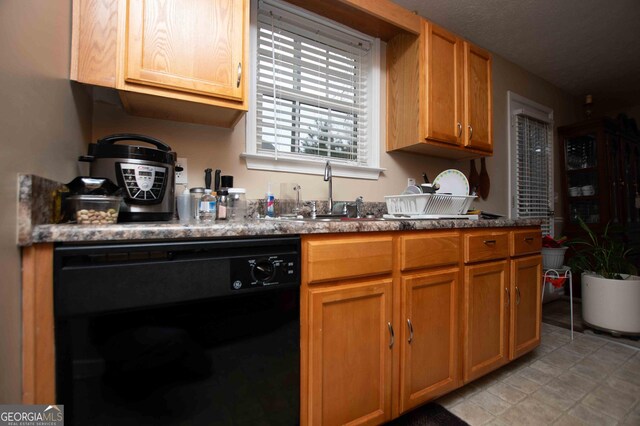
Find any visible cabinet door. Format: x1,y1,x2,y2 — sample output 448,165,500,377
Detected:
425,22,463,146
463,42,492,152
125,0,245,101
510,256,542,359
400,269,459,413
307,279,393,426
463,260,509,383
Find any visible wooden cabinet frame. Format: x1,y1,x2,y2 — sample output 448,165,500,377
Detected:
21,244,55,404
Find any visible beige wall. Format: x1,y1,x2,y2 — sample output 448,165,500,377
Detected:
0,1,91,402
91,43,458,202
93,52,581,217
485,55,581,224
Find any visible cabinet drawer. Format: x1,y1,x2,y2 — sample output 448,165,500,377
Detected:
305,235,393,283
464,231,509,263
511,229,542,256
400,232,460,271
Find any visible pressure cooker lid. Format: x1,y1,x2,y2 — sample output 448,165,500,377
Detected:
85,133,176,164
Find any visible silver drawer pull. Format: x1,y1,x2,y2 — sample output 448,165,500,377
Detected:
236,62,242,88
483,239,496,245
505,287,510,307
388,322,395,348
468,125,473,141
407,319,414,344
524,237,534,243
457,122,462,138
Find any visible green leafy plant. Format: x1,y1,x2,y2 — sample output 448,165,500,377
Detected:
567,217,637,279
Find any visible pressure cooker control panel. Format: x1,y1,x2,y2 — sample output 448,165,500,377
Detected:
230,254,298,290
119,163,167,201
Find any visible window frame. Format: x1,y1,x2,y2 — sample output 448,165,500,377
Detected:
243,0,384,180
507,91,555,235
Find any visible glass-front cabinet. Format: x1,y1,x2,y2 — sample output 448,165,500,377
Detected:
559,117,640,238
563,132,601,225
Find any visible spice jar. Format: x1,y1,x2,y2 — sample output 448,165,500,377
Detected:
216,189,228,220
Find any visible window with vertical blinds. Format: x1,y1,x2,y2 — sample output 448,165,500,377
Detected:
244,0,382,179
515,114,554,235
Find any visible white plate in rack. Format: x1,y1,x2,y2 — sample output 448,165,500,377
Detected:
433,169,469,196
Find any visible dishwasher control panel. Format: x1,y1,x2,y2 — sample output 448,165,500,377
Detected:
230,254,298,290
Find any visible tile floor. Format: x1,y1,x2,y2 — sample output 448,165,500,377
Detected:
436,323,640,425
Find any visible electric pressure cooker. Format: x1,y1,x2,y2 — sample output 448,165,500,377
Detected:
79,133,176,222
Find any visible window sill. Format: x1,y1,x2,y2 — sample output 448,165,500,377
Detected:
241,153,385,180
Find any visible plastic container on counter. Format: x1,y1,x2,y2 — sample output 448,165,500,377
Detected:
68,195,122,225
228,188,247,221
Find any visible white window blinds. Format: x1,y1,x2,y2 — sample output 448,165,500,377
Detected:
515,114,554,235
255,0,372,165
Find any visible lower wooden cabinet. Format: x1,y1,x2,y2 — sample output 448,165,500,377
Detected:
301,228,541,425
462,254,542,383
399,269,459,413
305,278,393,426
463,260,510,383
510,255,542,359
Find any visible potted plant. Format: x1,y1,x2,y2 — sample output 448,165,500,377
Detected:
568,218,640,335
542,234,569,269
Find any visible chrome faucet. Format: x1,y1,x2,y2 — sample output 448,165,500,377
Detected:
324,160,333,213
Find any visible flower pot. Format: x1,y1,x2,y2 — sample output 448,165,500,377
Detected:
581,272,640,335
541,247,568,269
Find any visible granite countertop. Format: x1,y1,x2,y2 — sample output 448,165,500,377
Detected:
18,174,540,246
27,217,540,245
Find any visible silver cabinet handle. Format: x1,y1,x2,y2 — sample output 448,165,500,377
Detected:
505,288,510,307
407,319,414,344
468,125,473,141
457,122,462,138
483,239,496,246
236,62,242,88
516,286,521,305
388,322,395,348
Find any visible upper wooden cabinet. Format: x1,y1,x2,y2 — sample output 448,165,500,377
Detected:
464,42,493,152
71,0,249,128
125,0,245,101
387,20,493,159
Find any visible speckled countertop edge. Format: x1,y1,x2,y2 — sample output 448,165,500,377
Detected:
28,218,541,245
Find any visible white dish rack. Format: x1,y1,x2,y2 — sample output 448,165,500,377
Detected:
384,193,477,219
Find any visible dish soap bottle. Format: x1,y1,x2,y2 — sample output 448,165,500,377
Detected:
265,183,275,217
199,189,217,222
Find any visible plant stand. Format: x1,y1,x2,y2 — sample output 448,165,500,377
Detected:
543,266,574,340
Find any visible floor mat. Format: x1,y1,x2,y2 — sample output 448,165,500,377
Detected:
387,403,469,426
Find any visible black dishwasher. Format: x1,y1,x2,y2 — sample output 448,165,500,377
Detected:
54,236,300,426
